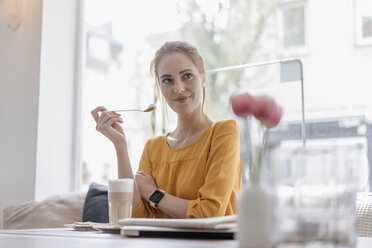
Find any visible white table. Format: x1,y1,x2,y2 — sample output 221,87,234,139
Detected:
0,228,236,248
1,228,372,248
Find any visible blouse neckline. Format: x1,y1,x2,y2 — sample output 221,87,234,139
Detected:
164,122,216,151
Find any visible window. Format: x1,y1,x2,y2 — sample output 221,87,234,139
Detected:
79,0,372,191
86,23,122,71
355,0,372,46
278,1,307,55
283,5,305,47
80,0,187,190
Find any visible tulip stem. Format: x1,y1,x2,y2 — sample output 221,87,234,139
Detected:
244,117,254,180
257,128,269,179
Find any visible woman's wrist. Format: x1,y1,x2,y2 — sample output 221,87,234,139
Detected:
149,189,165,209
144,187,157,202
114,138,127,150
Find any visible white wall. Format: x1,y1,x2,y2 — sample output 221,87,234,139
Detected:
301,0,372,116
0,0,43,229
0,0,82,228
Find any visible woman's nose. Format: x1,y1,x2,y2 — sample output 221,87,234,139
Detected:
174,79,185,93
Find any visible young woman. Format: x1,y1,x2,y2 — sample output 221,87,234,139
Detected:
91,41,242,218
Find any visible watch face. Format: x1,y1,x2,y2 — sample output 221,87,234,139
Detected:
150,190,164,203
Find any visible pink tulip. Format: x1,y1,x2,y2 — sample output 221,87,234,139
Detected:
230,92,282,182
252,95,274,119
253,95,282,128
230,93,254,118
231,92,282,128
260,105,282,128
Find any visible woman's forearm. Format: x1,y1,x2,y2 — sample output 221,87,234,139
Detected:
135,171,190,218
114,142,141,209
156,192,190,218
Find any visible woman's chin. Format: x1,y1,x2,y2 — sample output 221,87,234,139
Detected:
170,105,195,115
168,101,203,116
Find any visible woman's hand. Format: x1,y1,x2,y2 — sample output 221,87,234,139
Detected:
91,106,125,145
135,171,158,202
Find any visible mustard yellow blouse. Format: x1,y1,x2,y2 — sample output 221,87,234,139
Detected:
132,119,242,218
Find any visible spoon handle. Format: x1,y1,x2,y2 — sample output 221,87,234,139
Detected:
113,109,143,112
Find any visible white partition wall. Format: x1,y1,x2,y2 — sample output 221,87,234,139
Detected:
0,0,83,228
0,0,43,229
35,0,83,201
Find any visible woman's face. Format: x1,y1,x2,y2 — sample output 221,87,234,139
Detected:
157,52,205,115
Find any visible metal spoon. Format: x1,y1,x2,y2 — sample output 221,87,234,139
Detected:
113,104,156,113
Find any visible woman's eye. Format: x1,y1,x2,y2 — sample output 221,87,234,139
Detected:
183,73,193,79
162,78,173,84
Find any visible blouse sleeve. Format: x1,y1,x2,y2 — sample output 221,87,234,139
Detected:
186,120,241,218
131,140,156,218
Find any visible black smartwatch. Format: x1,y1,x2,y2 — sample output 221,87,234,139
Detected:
149,189,165,209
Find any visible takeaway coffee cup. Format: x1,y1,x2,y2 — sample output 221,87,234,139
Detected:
108,178,134,226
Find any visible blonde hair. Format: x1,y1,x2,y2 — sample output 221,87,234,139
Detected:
150,41,206,117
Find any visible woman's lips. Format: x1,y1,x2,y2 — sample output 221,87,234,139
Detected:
174,96,190,103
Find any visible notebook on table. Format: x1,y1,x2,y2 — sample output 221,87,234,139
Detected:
119,215,237,239
121,225,236,239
